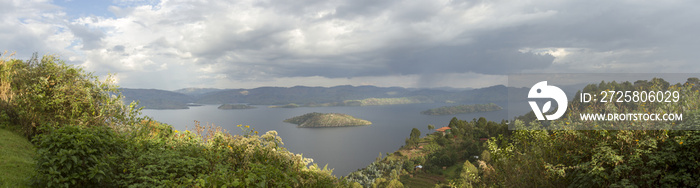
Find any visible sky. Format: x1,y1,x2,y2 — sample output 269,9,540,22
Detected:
1,0,699,90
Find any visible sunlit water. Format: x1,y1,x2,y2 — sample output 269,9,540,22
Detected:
141,102,525,176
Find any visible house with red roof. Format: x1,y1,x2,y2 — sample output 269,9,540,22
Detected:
436,127,451,136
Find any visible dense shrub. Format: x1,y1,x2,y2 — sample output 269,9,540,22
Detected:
346,160,403,187
1,53,141,137
32,124,120,187
480,79,700,187
112,126,209,187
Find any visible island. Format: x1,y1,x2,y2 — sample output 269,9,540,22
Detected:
283,112,372,128
421,103,502,115
218,104,256,109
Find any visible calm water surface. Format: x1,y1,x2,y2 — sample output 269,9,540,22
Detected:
142,103,525,176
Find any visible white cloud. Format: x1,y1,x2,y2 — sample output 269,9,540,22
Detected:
1,0,699,90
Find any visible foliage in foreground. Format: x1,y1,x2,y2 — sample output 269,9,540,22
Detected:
349,78,700,188
31,120,339,187
1,53,341,187
0,52,141,138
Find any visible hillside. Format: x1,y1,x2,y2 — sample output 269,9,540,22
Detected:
347,78,700,187
174,88,222,97
284,112,372,128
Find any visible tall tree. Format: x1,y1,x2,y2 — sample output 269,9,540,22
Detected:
410,128,421,147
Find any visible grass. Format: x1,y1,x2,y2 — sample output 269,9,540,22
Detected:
0,126,35,188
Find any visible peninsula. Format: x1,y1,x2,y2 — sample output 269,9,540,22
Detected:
421,103,502,115
218,104,256,109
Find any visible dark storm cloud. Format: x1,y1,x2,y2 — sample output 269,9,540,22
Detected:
190,0,561,81
387,45,554,75
333,0,399,19
67,23,104,50
112,45,125,52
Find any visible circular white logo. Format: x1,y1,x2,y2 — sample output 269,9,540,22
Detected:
528,81,568,120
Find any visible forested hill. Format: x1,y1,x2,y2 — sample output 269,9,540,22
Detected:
121,85,530,109
120,88,194,109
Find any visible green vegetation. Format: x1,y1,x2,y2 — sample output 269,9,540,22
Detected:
217,104,256,109
284,112,372,128
0,127,35,187
0,53,344,187
345,116,510,187
0,53,140,138
421,103,502,115
404,128,422,149
347,78,700,187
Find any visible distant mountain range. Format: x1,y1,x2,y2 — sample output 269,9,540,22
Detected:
120,85,534,109
173,88,222,97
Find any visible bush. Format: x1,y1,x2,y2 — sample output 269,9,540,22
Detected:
436,136,449,146
2,53,141,137
32,124,120,187
111,126,209,187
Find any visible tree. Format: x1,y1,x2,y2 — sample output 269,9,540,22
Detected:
428,124,435,134
687,77,700,86
407,128,421,149
2,53,142,137
410,128,421,141
457,160,480,187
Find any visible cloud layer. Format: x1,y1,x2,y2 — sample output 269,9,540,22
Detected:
1,0,699,89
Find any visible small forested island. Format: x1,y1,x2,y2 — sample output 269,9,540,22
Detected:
284,112,372,127
218,104,256,109
421,103,502,115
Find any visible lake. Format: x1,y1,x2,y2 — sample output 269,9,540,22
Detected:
141,102,525,176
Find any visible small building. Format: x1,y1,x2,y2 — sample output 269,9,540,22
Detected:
479,137,489,142
436,127,451,136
